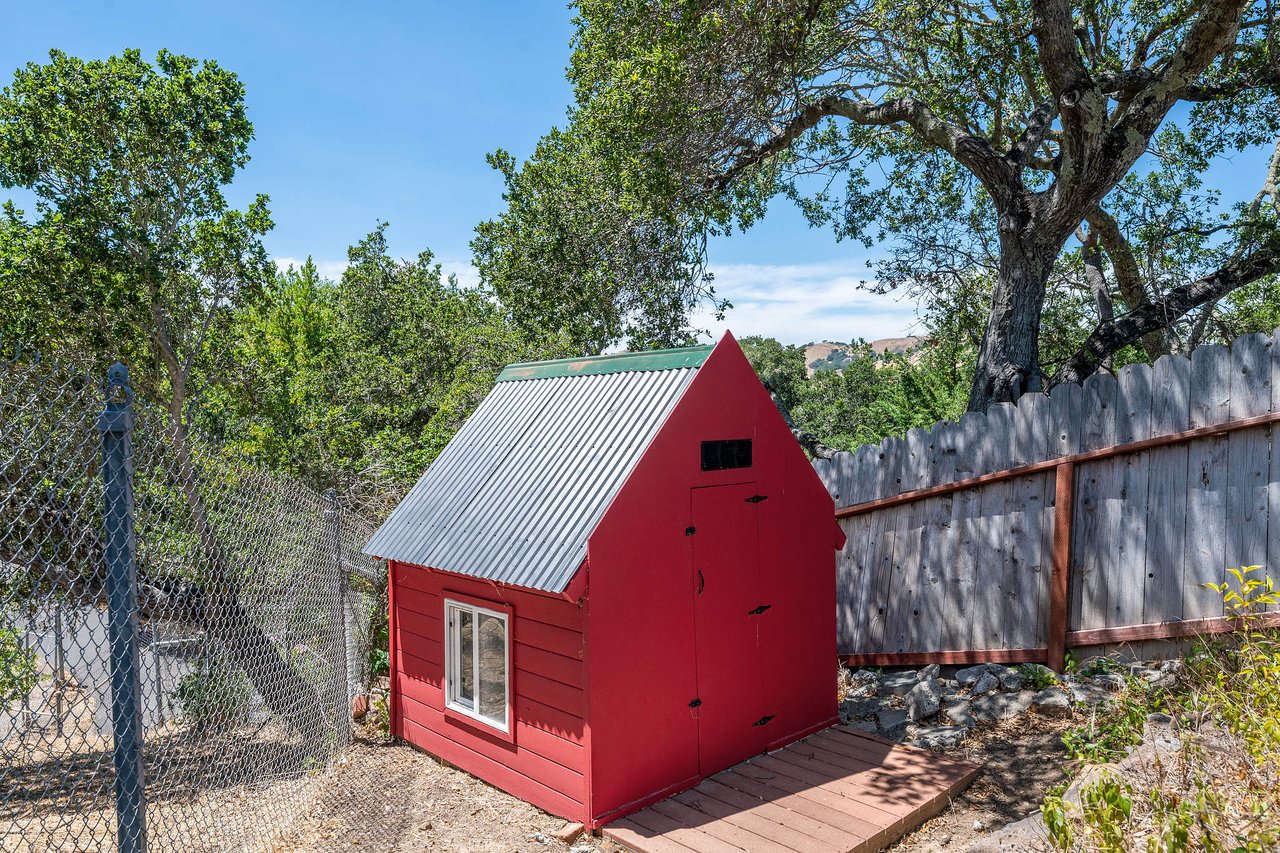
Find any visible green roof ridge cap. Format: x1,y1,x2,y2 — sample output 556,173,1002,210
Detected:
496,344,714,382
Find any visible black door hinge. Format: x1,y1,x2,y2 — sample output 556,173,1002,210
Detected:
688,698,702,708
745,494,769,503
685,526,696,535
752,715,775,727
747,604,772,616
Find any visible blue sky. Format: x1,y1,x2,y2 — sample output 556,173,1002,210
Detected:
2,2,1271,345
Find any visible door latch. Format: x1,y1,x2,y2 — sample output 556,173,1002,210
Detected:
696,569,705,595
745,494,769,503
688,698,702,708
747,604,772,615
752,715,775,727
685,526,696,535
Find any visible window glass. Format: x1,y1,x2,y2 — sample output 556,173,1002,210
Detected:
456,607,475,709
477,613,507,724
444,599,509,732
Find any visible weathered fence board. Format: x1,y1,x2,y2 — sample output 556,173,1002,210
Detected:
818,327,1280,662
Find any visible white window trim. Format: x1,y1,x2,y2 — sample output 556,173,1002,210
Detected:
444,598,511,734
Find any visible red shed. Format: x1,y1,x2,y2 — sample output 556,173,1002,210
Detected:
364,332,844,829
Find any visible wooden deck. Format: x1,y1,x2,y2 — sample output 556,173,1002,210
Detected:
602,727,981,853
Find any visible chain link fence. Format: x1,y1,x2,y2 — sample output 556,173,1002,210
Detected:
1,350,386,852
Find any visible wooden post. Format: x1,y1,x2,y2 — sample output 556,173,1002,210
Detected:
1047,462,1075,672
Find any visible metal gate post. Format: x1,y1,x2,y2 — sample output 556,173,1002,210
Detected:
98,363,147,853
324,489,352,745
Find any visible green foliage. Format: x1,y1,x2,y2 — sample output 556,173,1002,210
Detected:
0,48,272,407
738,334,969,452
1189,566,1280,763
1061,678,1158,763
0,624,38,705
173,656,252,734
481,0,1280,400
1017,663,1060,691
196,225,571,510
1046,573,1280,850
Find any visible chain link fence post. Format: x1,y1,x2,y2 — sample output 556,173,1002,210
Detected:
97,362,146,853
324,489,352,747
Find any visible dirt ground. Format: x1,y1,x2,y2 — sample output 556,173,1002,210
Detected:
272,711,1074,853
273,734,613,853
891,714,1075,852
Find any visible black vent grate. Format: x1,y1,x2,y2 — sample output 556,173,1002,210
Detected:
701,439,752,471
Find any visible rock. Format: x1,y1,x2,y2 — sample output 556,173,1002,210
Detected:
972,690,1034,723
881,671,919,695
849,668,880,685
840,696,883,720
552,822,585,844
1033,687,1072,718
1142,669,1178,690
846,681,878,698
571,847,594,853
998,669,1024,691
962,811,1051,852
1092,673,1127,692
1020,663,1058,685
918,663,941,681
1062,764,1120,810
877,708,910,738
909,725,970,750
845,719,878,733
972,671,1000,696
1068,681,1112,707
956,664,988,686
906,678,943,721
944,698,975,728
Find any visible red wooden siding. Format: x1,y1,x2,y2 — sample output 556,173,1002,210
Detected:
389,560,591,822
585,335,841,828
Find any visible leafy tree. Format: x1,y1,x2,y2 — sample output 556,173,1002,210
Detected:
0,49,332,740
483,0,1280,410
473,131,724,351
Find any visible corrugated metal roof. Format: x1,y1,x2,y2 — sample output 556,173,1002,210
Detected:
363,348,708,592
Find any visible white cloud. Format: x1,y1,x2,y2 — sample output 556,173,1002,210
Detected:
438,259,481,289
270,256,921,346
691,261,923,345
273,257,349,281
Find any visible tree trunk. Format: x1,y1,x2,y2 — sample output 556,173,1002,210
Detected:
166,420,329,749
967,236,1056,411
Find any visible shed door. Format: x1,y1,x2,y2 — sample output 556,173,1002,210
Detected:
691,482,767,774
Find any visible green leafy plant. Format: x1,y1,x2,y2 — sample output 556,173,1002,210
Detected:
1018,663,1060,690
0,625,39,705
173,656,253,735
1061,685,1154,763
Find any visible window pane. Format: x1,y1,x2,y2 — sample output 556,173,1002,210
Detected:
477,613,506,723
456,607,474,709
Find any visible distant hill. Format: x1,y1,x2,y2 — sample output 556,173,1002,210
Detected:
803,336,923,375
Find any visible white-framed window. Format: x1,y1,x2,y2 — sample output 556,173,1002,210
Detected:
444,598,510,732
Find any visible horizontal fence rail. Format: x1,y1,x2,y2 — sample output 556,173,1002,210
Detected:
815,328,1280,670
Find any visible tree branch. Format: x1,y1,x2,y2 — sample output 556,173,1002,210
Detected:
712,93,1016,199
1052,242,1280,385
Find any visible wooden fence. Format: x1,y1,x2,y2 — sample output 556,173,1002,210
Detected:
814,328,1280,670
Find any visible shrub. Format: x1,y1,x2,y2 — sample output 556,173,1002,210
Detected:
173,656,253,734
0,624,39,705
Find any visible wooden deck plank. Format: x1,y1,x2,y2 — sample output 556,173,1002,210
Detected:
690,778,864,851
668,787,838,853
625,806,741,853
604,727,980,853
605,818,700,853
701,772,879,844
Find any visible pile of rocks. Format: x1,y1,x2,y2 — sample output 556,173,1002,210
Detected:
838,659,1181,751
